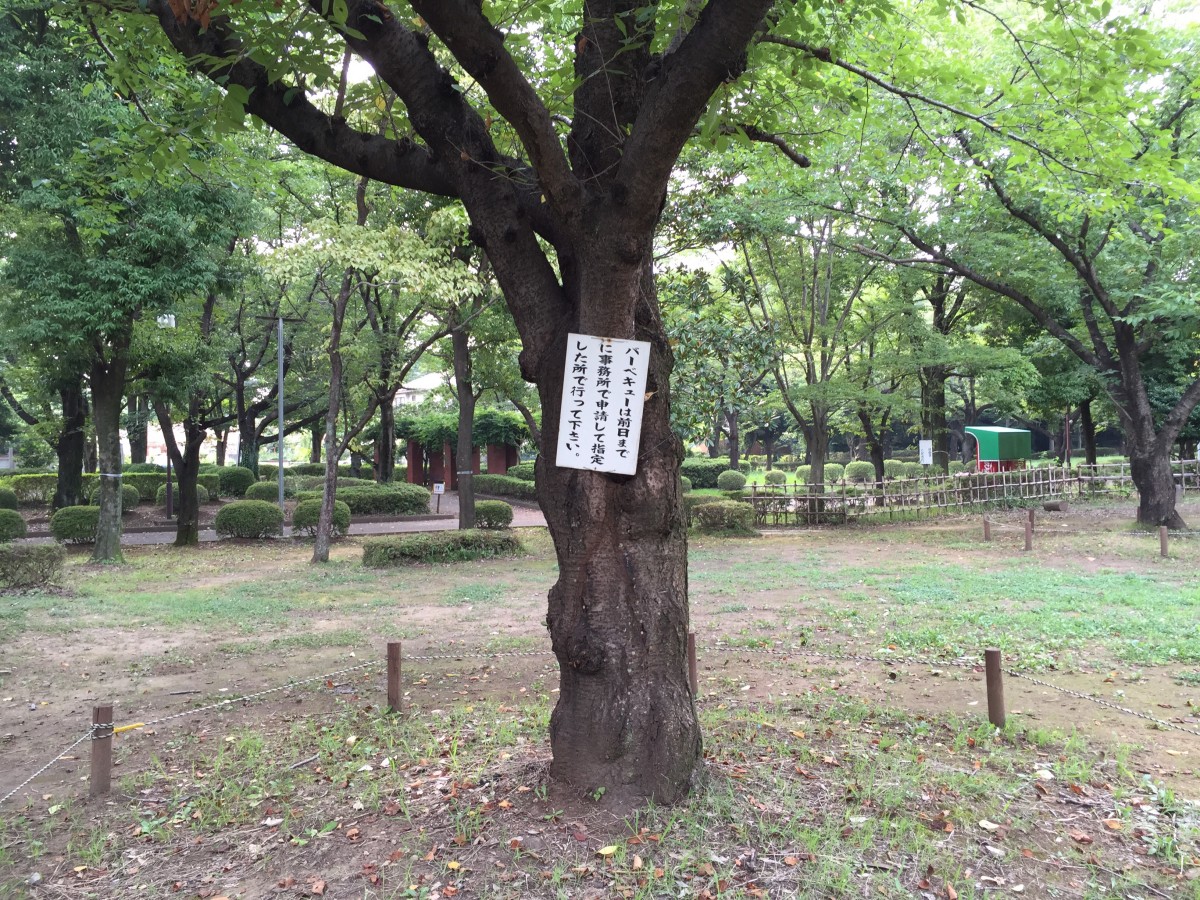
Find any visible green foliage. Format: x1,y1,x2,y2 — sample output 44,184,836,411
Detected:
198,473,221,497
125,463,166,473
0,543,65,588
362,530,522,567
694,500,756,534
258,464,277,481
0,486,17,510
214,500,283,539
683,494,723,527
50,506,100,544
883,459,907,479
472,408,529,447
679,458,729,489
717,469,747,491
903,462,926,479
91,484,140,511
824,463,845,483
8,474,57,505
123,473,167,502
218,466,256,497
474,500,514,529
155,483,209,506
291,499,351,538
506,462,536,482
245,480,290,501
795,465,812,483
0,508,26,542
680,476,692,493
288,464,357,478
198,463,221,474
295,484,430,516
473,474,538,500
844,461,874,483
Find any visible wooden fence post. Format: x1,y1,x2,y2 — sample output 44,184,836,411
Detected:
387,642,402,713
90,704,113,799
1024,518,1033,552
1027,507,1035,531
983,515,992,542
985,649,1005,728
687,631,698,699
1160,526,1169,559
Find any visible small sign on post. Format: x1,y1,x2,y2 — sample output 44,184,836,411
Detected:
433,482,444,513
919,440,933,467
556,333,651,476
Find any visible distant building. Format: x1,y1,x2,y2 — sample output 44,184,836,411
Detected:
395,373,450,407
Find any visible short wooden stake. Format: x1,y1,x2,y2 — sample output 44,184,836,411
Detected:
1159,526,1169,559
90,704,113,799
387,642,402,713
1024,518,1033,552
687,631,698,698
982,515,992,542
984,649,1005,728
1027,507,1035,530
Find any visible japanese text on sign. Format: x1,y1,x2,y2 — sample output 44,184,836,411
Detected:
556,333,651,475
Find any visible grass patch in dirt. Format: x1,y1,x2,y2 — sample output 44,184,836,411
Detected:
2,686,1198,899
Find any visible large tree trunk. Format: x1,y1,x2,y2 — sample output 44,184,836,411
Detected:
127,393,149,465
726,407,739,472
1080,399,1098,466
376,401,396,484
1130,442,1183,528
314,270,353,565
53,379,86,510
920,365,950,474
213,425,229,467
310,423,322,464
237,406,259,477
154,401,204,546
90,352,128,563
531,256,699,804
452,326,477,530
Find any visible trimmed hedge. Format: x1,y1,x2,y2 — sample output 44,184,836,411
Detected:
474,500,513,529
824,463,845,484
679,476,692,493
683,494,723,527
126,462,166,473
214,500,283,539
795,465,812,483
506,462,536,482
694,500,755,533
0,508,27,542
0,544,65,588
258,464,277,481
294,483,431,516
362,530,522,567
679,458,729,489
124,473,167,502
473,474,538,500
50,506,100,544
91,484,140,511
9,473,57,505
844,461,875,483
288,463,357,478
764,469,787,486
155,483,210,506
218,466,256,497
883,459,907,479
0,486,17,510
292,499,351,537
717,469,747,491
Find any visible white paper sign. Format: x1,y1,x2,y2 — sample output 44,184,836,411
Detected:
556,333,651,475
433,482,445,495
919,440,933,466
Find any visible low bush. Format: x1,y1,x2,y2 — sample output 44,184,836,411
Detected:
474,474,538,500
0,508,27,542
124,473,167,502
679,475,692,493
0,486,17,510
362,530,522,567
155,483,210,506
245,480,289,502
198,474,221,497
683,493,722,527
9,473,57,505
218,466,256,498
288,475,376,493
91,485,140,511
844,461,875,483
506,462,536,482
258,464,277,481
824,463,845,483
126,462,166,473
291,499,351,537
795,465,812,483
198,463,222,475
295,483,431,516
0,544,65,588
679,458,729,489
904,462,927,479
474,500,513,529
214,500,283,539
764,469,788,486
50,506,100,544
883,459,907,479
716,469,747,491
694,500,756,534
949,461,969,475
289,463,357,478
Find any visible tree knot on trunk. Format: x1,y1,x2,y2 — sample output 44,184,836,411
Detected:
554,624,605,675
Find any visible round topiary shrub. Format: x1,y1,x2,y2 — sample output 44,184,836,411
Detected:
475,500,514,529
0,508,27,542
155,483,209,506
125,462,166,473
796,465,812,483
506,462,536,482
218,465,256,498
948,461,968,475
198,463,221,474
0,486,18,510
245,480,289,502
883,458,907,479
904,462,926,479
764,469,787,486
91,484,140,511
291,499,351,537
679,475,692,493
824,463,844,483
214,500,283,539
716,469,747,491
50,506,100,544
844,461,874,483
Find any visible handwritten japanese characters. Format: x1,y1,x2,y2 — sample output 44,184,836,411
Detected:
556,333,651,475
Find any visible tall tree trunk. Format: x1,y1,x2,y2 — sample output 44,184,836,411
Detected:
1080,399,1097,466
314,271,353,565
707,408,722,459
725,407,739,472
452,326,476,530
214,425,229,467
310,423,322,464
90,351,129,563
53,379,86,510
127,393,149,465
154,401,204,546
531,255,699,804
920,365,950,474
376,401,396,484
237,406,259,477
856,405,886,490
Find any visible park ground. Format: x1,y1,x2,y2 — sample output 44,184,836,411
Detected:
1,497,1199,898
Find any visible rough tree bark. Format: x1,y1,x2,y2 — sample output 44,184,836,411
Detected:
1079,399,1098,466
53,379,86,510
126,393,149,465
452,326,477,530
90,349,129,563
154,399,203,546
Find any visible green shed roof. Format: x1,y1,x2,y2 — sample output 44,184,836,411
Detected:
964,426,1032,461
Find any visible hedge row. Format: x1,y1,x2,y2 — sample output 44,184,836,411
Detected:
362,530,522,567
679,458,730,489
0,509,27,542
0,544,65,588
295,483,430,516
292,499,351,537
214,500,283,538
473,475,538,500
506,462,536,482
